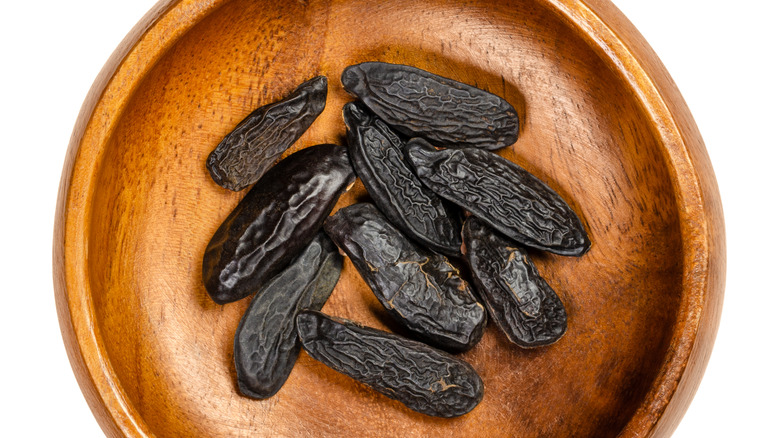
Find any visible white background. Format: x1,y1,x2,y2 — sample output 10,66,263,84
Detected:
1,1,777,436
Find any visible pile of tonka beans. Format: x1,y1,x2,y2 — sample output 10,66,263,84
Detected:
201,62,589,418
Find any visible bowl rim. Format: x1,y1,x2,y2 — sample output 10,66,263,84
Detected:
53,0,725,436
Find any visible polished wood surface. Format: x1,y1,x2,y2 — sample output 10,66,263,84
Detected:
54,0,725,436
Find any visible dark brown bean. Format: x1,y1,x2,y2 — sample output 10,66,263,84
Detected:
203,144,354,304
342,62,520,150
207,76,327,191
463,217,567,347
343,102,461,256
324,203,485,352
234,233,342,399
405,138,590,256
296,310,484,418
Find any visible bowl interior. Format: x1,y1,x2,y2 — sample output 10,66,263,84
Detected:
87,0,682,436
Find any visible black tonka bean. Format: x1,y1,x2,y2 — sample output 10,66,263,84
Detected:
203,144,354,304
463,217,567,347
343,102,461,256
207,76,327,191
296,310,484,418
341,62,519,150
234,233,342,399
405,138,590,256
324,203,485,352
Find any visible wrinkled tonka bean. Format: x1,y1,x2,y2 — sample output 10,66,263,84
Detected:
203,144,355,304
343,102,461,256
207,76,327,191
341,62,519,150
234,233,342,399
463,217,567,347
324,203,485,352
296,310,484,418
405,138,590,256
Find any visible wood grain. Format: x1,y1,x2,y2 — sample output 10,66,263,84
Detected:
54,0,725,436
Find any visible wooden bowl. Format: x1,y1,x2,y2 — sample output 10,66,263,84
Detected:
54,0,725,436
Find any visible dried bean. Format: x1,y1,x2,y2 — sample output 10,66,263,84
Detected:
207,76,327,191
463,217,567,347
341,62,519,150
234,233,342,399
324,203,485,352
405,138,590,256
296,310,484,418
343,102,461,256
203,144,354,304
